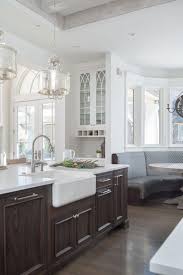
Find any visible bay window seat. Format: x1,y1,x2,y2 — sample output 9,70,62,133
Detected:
112,151,183,204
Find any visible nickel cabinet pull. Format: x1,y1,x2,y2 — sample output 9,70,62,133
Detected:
73,214,79,219
14,193,39,201
115,175,123,179
98,189,112,196
98,178,111,183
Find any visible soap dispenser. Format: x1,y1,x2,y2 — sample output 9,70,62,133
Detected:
1,152,7,166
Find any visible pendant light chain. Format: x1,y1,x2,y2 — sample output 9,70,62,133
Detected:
53,0,56,52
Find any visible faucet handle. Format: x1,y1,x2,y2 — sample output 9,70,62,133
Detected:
35,160,48,172
38,150,42,160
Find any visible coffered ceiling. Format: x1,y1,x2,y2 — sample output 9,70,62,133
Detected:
16,0,175,29
2,0,183,72
45,0,113,15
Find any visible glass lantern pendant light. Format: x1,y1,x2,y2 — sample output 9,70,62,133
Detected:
38,56,70,100
38,0,70,100
0,30,17,81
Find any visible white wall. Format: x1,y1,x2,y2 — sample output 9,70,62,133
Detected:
105,53,126,164
5,32,51,70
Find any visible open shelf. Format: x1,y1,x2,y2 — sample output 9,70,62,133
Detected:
76,129,105,138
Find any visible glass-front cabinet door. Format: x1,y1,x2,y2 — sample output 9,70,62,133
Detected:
79,68,106,127
80,73,90,125
96,70,106,125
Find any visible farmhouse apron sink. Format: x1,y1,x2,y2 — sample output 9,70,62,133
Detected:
20,169,96,207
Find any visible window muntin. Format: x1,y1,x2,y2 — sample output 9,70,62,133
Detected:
18,70,39,95
127,88,134,144
144,89,160,145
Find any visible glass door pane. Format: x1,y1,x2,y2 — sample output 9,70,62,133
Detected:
42,103,55,160
144,89,160,144
80,73,90,125
127,88,134,144
96,71,105,125
16,105,35,159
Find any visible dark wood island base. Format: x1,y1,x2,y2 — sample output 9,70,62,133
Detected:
0,168,128,275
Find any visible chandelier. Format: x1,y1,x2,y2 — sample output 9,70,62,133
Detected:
167,92,183,118
38,0,70,100
38,56,70,100
0,30,17,81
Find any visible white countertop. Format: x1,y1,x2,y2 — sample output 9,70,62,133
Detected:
0,164,128,202
150,218,183,275
0,165,54,195
53,164,129,175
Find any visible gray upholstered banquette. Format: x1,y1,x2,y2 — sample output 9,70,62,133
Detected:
112,151,183,202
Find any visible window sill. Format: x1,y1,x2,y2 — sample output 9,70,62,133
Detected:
125,145,183,151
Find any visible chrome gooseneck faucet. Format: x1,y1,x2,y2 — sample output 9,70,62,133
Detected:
31,135,54,173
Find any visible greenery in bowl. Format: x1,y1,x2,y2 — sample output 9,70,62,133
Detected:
51,159,99,169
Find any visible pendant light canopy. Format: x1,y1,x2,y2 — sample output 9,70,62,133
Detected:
0,31,17,81
38,56,70,100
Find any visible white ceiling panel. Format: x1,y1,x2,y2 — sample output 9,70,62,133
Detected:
2,0,183,71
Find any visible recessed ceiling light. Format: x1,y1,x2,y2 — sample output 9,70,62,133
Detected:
72,45,80,49
128,32,136,37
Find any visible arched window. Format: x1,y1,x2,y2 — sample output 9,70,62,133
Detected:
17,69,39,95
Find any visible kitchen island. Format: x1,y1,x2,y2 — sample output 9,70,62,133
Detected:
0,163,128,275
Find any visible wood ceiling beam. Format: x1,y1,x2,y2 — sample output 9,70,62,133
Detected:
62,0,175,29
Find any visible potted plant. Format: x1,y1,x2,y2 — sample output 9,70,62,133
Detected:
96,149,102,158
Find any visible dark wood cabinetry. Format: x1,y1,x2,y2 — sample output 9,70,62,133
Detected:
113,169,128,227
50,196,95,270
54,212,76,258
76,206,94,246
0,186,51,275
96,168,128,236
96,172,113,234
0,167,128,275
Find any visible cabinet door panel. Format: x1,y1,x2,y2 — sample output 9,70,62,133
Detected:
96,187,113,233
114,174,124,223
76,208,94,246
3,195,46,275
54,215,75,258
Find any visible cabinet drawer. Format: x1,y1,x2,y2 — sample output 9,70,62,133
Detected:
113,169,125,177
96,185,113,234
96,172,113,189
1,186,49,204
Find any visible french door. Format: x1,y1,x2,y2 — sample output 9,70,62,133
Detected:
13,100,55,160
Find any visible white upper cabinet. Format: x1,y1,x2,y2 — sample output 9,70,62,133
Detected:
78,66,106,129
